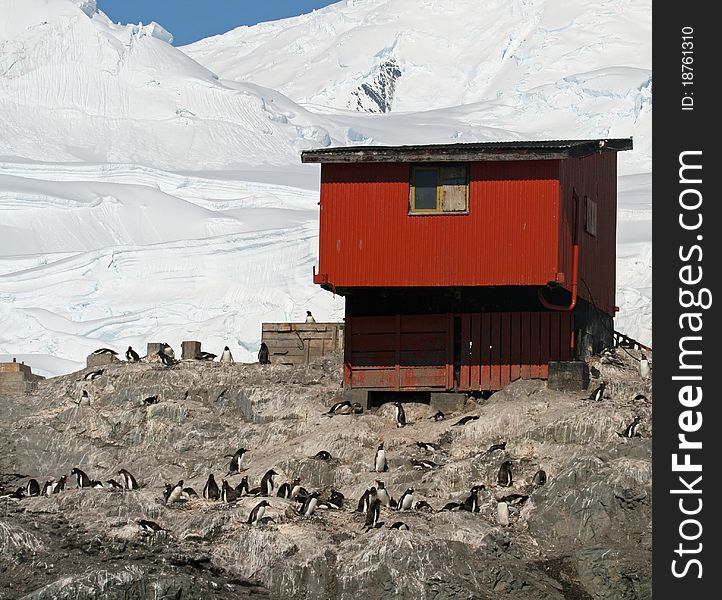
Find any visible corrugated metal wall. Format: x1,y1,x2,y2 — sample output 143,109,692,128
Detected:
318,161,562,288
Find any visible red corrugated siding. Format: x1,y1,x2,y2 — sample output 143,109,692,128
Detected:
318,161,561,288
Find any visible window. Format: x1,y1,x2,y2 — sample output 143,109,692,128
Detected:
410,164,469,214
584,195,597,236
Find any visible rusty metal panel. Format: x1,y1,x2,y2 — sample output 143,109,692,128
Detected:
317,161,561,288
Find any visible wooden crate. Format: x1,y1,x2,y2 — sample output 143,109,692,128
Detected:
261,323,344,365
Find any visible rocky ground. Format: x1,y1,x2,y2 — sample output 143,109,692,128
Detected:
0,350,652,599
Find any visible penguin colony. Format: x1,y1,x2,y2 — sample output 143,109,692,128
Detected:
2,343,650,541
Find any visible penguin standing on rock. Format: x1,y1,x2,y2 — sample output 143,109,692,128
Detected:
497,461,513,487
374,442,388,473
300,491,320,516
247,500,270,525
258,342,270,365
356,487,377,513
220,346,234,364
618,416,643,438
462,485,484,513
398,488,414,511
375,480,392,507
74,390,90,407
586,382,607,402
126,346,140,362
203,474,220,500
393,402,406,428
260,469,278,496
166,480,185,504
71,468,92,488
157,351,178,367
305,311,316,323
639,354,651,380
364,497,381,531
225,448,247,476
25,479,40,497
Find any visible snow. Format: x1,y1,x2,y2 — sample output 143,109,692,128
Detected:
0,0,652,376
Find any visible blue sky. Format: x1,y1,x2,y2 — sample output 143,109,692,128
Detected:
96,0,341,46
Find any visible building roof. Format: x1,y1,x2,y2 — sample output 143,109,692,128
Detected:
301,138,633,163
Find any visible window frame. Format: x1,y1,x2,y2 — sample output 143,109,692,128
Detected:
409,163,470,215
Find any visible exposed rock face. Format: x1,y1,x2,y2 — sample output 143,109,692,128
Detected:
349,59,402,113
0,350,651,599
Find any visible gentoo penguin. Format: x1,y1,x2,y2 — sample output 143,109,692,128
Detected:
374,442,388,473
160,343,175,359
305,311,316,323
138,519,167,533
462,485,484,513
497,461,513,487
430,410,445,421
351,402,364,414
258,342,270,365
156,350,178,367
143,394,159,405
83,369,104,381
118,469,139,490
260,469,278,496
41,480,55,496
289,478,303,500
618,415,643,438
312,450,332,460
587,382,607,402
389,521,410,530
323,400,352,417
639,354,651,380
183,486,197,497
106,478,123,489
364,497,382,531
51,475,67,494
414,500,434,512
225,448,247,476
375,480,392,507
393,402,406,427
74,390,90,406
203,474,220,500
600,347,624,367
416,441,442,453
634,393,650,403
496,493,529,506
89,480,104,488
452,415,479,426
126,346,140,362
356,487,377,513
234,476,249,497
2,487,25,500
485,441,507,454
220,346,234,364
410,459,437,470
195,351,217,361
247,500,270,525
276,481,292,499
165,480,184,504
327,490,344,509
300,491,320,516
532,469,547,486
91,348,117,356
398,488,414,511
70,467,92,488
25,479,40,497
221,479,239,503
441,501,462,511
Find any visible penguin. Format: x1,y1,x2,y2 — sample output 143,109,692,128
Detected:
118,469,139,490
203,474,220,500
312,450,332,460
91,348,117,356
260,469,278,496
485,441,507,454
70,467,92,488
51,475,67,494
389,521,410,530
416,441,441,453
393,402,406,428
305,311,316,323
90,480,104,488
83,369,104,381
183,486,197,497
618,415,643,438
327,490,344,509
639,354,651,380
160,343,175,359
590,366,601,379
600,347,624,367
166,480,185,504
25,479,40,497
497,460,513,487
224,448,247,476
351,402,364,414
195,351,217,361
414,500,434,512
364,497,381,531
300,491,320,516
74,390,90,407
247,500,270,525
374,442,388,473
156,351,178,367
276,482,292,499
461,485,484,513
441,501,463,511
289,478,303,500
452,415,479,426
410,459,437,470
41,480,55,496
587,382,607,402
634,393,650,403
496,493,529,506
142,394,159,405
2,487,25,500
220,346,234,364
221,479,239,503
323,400,352,417
138,519,167,534
532,469,547,486
375,480,392,507
398,488,414,511
356,487,376,513
258,342,270,365
430,410,445,421
106,479,123,489
126,346,140,362
234,476,249,497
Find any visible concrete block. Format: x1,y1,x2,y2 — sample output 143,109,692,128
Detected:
547,361,590,391
430,392,467,413
342,388,369,410
86,353,119,368
146,343,164,359
182,341,202,360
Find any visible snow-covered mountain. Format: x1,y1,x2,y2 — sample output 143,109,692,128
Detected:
0,0,651,376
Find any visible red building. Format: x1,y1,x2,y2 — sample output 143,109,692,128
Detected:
302,139,632,401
